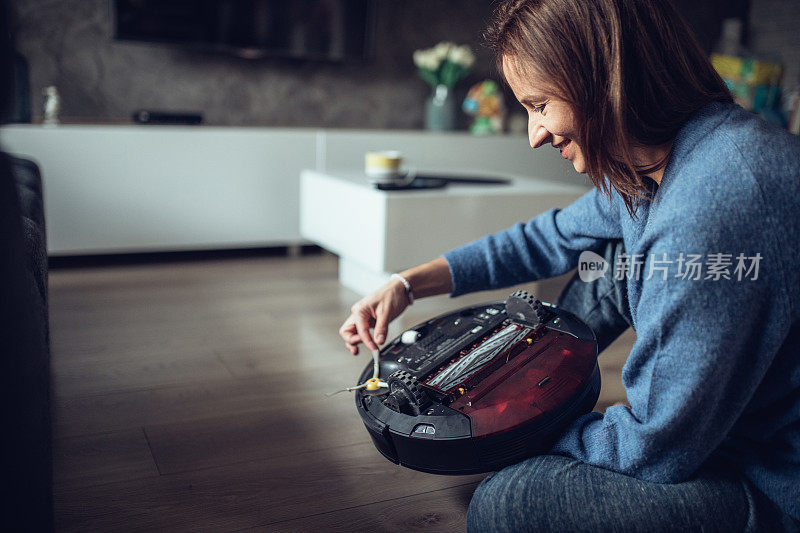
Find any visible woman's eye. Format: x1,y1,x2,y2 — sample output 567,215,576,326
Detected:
533,103,547,114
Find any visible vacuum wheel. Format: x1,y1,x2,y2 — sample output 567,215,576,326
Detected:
383,370,430,416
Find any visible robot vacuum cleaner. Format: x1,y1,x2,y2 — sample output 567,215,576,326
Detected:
354,290,600,475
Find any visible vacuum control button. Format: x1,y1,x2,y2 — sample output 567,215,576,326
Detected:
401,330,421,345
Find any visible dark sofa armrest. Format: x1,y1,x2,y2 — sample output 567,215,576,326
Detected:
0,152,53,531
9,155,47,305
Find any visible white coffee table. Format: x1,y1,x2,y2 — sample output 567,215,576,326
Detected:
300,169,588,296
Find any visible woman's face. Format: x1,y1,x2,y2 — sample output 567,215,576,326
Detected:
502,55,587,174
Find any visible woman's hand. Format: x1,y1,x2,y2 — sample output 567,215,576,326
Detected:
339,278,410,354
339,258,453,355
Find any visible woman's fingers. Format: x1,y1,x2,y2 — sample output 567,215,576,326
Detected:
354,311,378,351
339,321,355,340
340,320,361,354
340,319,358,346
373,313,388,346
341,281,407,354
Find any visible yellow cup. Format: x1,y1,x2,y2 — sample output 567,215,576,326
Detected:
365,151,403,180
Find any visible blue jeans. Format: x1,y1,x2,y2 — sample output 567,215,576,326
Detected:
466,241,799,533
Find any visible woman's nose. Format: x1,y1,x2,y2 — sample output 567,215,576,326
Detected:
529,125,551,149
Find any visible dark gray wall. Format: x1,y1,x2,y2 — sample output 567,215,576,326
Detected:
750,0,800,95
9,0,796,128
10,0,497,128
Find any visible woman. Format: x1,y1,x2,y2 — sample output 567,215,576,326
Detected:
340,0,800,530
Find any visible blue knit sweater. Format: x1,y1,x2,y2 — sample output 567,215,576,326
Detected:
443,102,800,520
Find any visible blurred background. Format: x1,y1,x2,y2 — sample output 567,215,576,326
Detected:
1,1,798,531
4,0,797,129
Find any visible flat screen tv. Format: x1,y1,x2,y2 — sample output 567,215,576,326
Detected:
112,0,375,62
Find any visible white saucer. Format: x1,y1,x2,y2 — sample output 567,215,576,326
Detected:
366,169,417,186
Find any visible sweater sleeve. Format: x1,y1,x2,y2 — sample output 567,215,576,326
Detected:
549,216,790,482
442,185,622,297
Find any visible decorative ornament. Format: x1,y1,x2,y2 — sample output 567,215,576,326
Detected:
42,86,60,126
462,80,505,135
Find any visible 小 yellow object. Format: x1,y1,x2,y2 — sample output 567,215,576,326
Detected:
711,54,783,85
364,378,383,391
364,151,402,170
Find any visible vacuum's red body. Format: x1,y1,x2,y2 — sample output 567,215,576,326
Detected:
355,290,600,474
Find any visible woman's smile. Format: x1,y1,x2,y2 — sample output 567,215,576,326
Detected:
554,139,572,159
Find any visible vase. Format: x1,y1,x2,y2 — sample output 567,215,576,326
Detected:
425,84,457,131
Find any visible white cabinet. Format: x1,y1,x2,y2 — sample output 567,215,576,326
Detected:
0,125,317,255
0,125,586,256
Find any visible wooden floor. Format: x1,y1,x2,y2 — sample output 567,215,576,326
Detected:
50,252,634,532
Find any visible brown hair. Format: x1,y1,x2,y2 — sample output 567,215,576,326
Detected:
486,0,733,215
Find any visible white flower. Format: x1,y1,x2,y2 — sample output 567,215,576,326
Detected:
414,49,441,71
449,45,475,68
414,42,474,87
433,42,455,63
